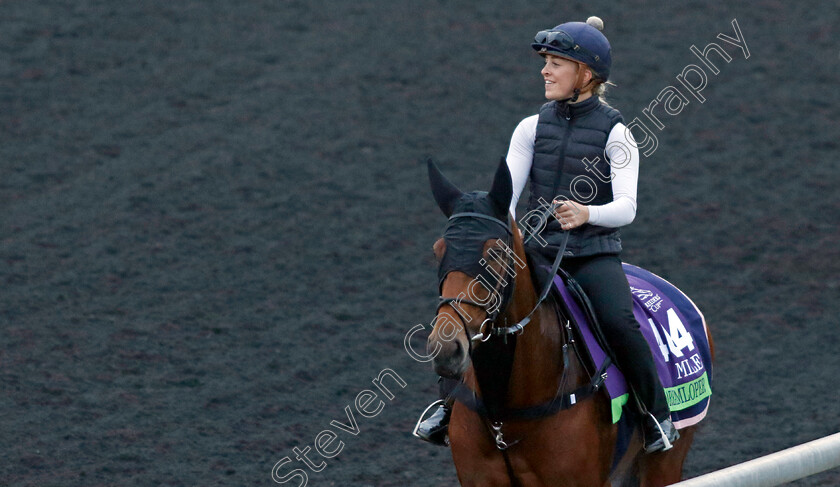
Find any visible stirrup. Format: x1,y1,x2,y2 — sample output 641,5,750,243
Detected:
412,399,447,439
643,412,679,453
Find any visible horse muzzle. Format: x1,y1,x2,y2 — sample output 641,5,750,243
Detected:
428,330,469,379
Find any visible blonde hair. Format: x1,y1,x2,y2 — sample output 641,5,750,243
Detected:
585,67,616,105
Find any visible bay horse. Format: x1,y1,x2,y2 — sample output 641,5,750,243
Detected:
426,158,712,487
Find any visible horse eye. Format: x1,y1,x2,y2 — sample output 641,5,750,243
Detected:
485,240,506,254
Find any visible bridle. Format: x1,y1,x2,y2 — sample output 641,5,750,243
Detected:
435,211,518,345
435,208,570,345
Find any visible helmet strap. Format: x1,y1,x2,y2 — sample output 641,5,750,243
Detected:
568,63,590,103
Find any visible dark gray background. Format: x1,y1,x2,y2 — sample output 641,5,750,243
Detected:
1,0,838,485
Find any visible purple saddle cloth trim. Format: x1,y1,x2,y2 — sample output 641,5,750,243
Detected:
551,263,713,427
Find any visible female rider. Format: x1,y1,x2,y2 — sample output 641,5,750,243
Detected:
415,17,679,453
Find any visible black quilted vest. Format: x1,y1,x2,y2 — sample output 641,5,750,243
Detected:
526,95,625,259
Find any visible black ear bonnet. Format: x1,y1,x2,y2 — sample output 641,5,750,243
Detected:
438,191,513,289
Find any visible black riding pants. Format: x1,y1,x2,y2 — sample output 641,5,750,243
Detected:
560,254,670,420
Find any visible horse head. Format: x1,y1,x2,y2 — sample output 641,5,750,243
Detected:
426,158,522,379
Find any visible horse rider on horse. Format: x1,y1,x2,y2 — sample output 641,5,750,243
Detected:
415,16,680,454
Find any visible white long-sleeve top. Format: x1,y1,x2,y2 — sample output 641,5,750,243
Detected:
505,114,640,228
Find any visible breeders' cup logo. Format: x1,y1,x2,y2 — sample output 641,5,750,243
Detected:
630,286,663,312
630,286,653,300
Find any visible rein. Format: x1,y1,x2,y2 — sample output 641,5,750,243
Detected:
488,229,569,338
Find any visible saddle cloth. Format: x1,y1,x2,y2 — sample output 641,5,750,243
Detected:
552,262,713,428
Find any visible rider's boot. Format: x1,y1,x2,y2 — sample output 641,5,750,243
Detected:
643,411,680,453
413,399,452,446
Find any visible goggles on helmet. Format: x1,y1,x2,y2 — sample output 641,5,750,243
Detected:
533,29,602,65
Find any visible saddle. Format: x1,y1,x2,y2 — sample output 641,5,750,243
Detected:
524,249,713,428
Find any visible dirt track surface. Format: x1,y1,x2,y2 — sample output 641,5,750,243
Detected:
1,1,838,486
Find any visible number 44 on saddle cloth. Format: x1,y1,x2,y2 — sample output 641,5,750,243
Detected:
552,263,713,428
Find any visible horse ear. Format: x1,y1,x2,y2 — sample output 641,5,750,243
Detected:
488,157,513,219
428,158,463,217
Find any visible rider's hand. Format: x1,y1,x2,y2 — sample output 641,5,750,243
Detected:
553,199,589,230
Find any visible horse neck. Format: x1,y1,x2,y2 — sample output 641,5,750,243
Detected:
504,227,538,322
503,229,581,408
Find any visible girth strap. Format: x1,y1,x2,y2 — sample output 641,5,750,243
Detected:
443,354,611,422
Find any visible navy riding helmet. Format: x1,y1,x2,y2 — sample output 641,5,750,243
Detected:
531,16,612,82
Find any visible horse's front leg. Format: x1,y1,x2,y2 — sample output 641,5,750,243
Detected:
638,426,696,487
449,406,517,486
